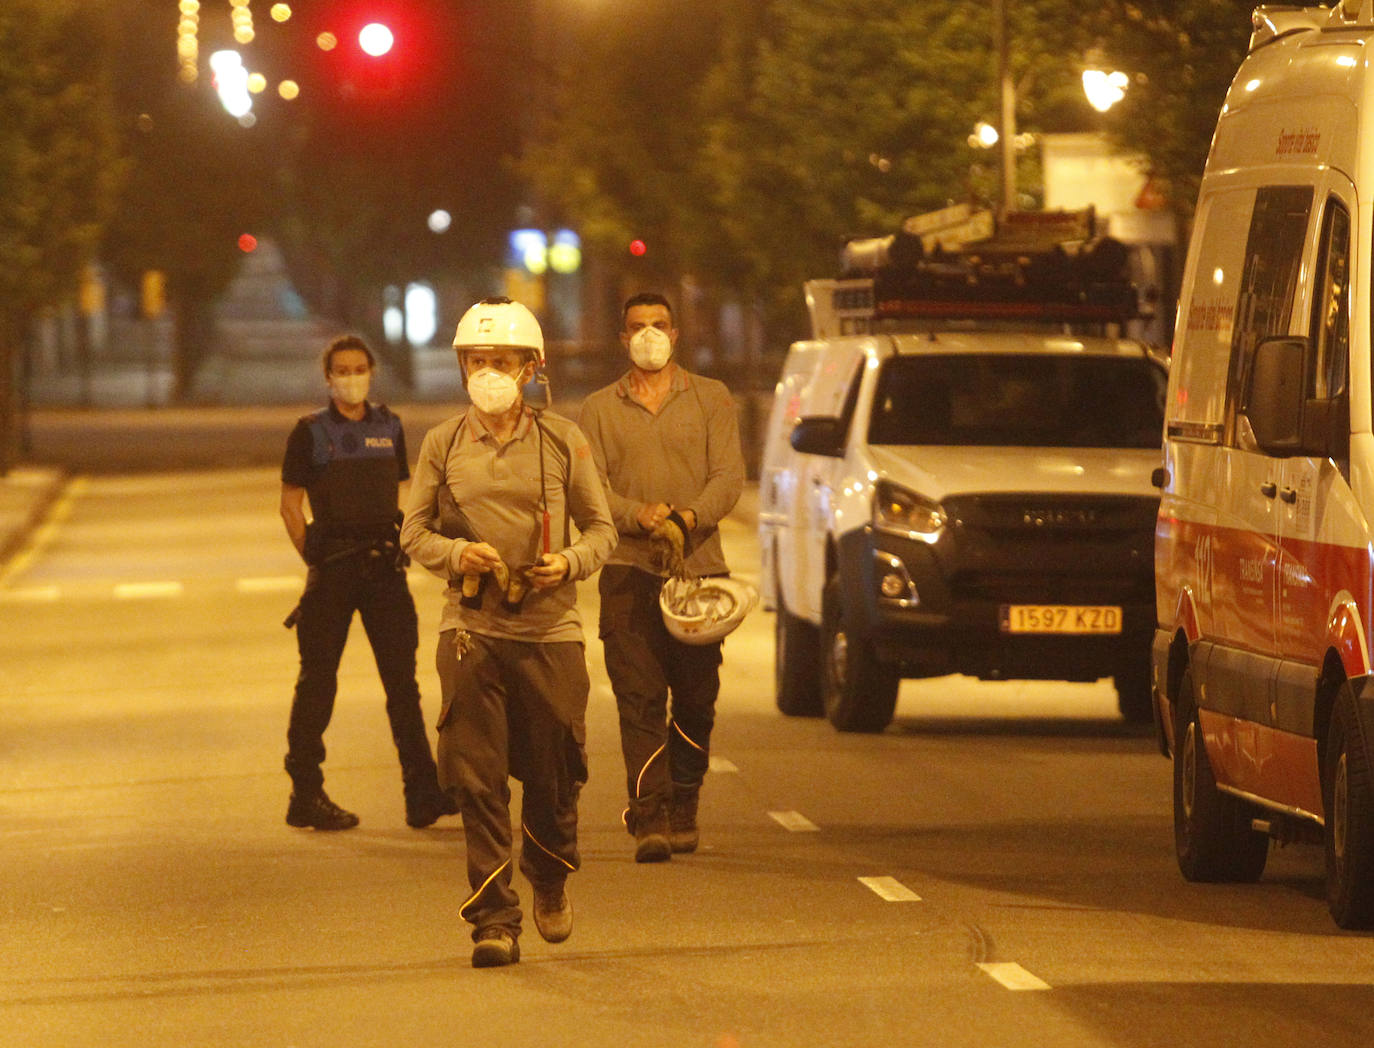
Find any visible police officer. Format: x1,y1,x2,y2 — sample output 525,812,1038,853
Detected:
401,299,616,968
280,334,455,831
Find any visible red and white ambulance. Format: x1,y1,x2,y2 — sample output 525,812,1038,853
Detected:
1154,1,1374,927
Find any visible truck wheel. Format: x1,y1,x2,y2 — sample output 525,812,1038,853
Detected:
1113,664,1154,725
1172,668,1269,882
820,575,899,733
775,599,823,717
1324,682,1374,928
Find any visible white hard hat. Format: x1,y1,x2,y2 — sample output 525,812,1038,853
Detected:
659,577,758,645
452,297,545,367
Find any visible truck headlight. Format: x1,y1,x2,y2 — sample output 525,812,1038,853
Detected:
873,480,946,541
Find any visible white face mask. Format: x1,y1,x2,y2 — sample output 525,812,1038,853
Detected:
629,326,673,372
329,373,370,407
467,367,520,415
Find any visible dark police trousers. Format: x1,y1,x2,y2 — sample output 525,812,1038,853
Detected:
285,550,439,798
598,565,723,825
436,631,588,938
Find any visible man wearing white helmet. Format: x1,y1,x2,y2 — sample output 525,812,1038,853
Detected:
577,292,745,863
400,297,616,969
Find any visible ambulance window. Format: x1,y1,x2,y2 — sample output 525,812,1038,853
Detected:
1224,185,1313,446
1309,198,1350,401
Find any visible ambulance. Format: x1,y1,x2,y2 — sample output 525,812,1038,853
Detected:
1153,1,1374,927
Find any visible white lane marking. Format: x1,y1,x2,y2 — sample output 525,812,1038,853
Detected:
768,810,819,832
709,756,738,773
0,585,61,602
236,576,302,593
858,876,922,902
113,581,185,600
977,962,1052,991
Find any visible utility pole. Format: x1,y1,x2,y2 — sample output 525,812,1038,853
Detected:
994,0,1017,217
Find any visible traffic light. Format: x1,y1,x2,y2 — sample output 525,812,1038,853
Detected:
358,22,394,57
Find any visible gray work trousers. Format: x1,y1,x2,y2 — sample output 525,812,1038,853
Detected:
597,566,723,825
436,630,589,939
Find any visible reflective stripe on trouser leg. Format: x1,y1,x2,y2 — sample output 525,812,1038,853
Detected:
665,637,723,788
505,641,589,889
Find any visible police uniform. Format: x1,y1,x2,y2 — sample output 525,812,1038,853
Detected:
281,401,446,817
400,406,616,944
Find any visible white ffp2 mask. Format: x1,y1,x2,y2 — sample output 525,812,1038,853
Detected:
329,373,370,407
467,367,520,415
629,326,673,372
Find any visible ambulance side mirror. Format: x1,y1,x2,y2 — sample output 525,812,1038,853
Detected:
790,416,847,457
1242,335,1335,458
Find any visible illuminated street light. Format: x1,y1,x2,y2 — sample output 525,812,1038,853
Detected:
1083,69,1129,112
210,50,252,118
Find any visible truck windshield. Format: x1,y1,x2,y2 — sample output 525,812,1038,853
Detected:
867,354,1165,449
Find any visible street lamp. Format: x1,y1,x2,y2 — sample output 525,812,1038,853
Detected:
1082,69,1129,112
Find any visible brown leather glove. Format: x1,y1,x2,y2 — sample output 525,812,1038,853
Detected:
649,510,691,579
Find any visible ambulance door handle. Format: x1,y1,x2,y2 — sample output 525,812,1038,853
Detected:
1279,487,1297,504
1260,482,1277,499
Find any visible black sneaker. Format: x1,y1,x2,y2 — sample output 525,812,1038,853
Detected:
472,927,520,968
532,884,573,943
406,789,460,829
286,790,359,831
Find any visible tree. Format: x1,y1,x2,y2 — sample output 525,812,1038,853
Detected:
0,0,121,472
99,0,283,401
1090,0,1257,216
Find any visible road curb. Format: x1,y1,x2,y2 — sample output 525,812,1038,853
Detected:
0,467,70,576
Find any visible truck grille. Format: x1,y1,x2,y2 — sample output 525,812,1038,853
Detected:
940,493,1157,602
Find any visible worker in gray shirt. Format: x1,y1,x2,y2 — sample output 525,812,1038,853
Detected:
401,298,616,969
577,292,745,863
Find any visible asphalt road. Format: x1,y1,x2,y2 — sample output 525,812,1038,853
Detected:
1,465,1371,1047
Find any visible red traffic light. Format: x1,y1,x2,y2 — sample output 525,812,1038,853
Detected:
629,239,647,257
358,22,394,57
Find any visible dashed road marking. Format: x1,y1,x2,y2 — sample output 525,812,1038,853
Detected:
0,585,60,603
768,810,819,832
858,875,922,902
977,962,1051,991
236,576,303,593
113,581,185,600
709,756,738,773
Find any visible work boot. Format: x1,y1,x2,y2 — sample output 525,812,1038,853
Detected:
532,883,573,943
405,788,459,829
471,927,520,968
286,790,359,831
669,784,700,854
633,804,672,864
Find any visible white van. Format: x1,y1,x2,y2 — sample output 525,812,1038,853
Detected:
1154,1,1374,927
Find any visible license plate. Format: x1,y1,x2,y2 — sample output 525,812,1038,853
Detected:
1000,604,1122,635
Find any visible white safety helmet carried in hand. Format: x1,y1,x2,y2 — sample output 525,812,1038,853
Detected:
452,296,545,367
659,576,758,645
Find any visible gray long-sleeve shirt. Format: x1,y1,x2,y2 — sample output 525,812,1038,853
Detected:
400,407,617,642
577,368,745,577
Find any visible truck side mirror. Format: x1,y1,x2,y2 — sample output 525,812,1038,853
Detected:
1242,336,1310,456
790,416,847,457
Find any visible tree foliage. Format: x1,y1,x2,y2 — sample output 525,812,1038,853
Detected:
0,0,121,470
526,0,1258,342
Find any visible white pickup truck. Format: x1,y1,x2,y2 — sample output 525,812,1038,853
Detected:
758,208,1169,731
